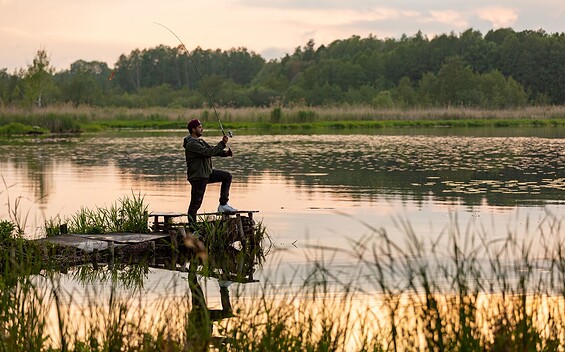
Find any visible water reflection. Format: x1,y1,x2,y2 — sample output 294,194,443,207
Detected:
2,131,565,281
4,197,565,350
1,131,564,211
20,214,271,349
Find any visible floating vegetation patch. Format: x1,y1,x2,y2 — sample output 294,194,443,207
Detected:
230,134,565,206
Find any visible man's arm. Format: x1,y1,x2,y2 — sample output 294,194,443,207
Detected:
185,138,226,157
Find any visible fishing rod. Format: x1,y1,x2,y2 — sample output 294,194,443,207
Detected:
154,22,233,139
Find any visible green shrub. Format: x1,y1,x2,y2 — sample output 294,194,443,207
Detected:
0,220,15,243
295,110,316,123
0,122,47,135
270,107,282,123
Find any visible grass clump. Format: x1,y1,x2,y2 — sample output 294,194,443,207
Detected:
0,122,49,135
0,219,16,244
45,193,149,236
0,112,83,134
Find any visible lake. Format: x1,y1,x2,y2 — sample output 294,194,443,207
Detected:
2,126,565,349
2,126,564,280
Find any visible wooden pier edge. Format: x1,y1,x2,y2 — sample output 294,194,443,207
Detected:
149,210,259,233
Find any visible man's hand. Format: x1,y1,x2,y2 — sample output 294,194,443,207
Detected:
222,135,229,144
226,148,233,157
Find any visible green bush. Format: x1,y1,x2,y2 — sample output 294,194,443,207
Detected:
295,110,316,123
0,220,15,243
270,107,282,123
0,122,41,135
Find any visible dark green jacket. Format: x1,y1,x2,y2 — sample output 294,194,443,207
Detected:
183,135,227,180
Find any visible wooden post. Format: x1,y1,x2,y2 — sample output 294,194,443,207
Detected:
169,229,178,270
236,214,245,241
92,248,99,270
109,241,115,268
152,215,159,232
150,241,156,265
169,229,178,251
237,253,245,277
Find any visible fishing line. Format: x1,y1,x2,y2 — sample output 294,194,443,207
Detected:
154,22,233,140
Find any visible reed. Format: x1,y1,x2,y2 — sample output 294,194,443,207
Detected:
2,197,565,350
2,105,565,134
44,192,149,236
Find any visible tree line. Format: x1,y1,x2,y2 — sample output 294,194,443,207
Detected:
1,27,564,109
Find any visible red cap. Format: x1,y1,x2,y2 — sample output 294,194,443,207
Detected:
187,119,201,131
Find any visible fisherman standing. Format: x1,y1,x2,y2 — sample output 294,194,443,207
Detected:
183,118,237,227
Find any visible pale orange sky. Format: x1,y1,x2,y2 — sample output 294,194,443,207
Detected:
1,0,564,72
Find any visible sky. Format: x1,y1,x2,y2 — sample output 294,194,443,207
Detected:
1,0,564,72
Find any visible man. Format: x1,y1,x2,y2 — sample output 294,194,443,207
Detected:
183,118,237,226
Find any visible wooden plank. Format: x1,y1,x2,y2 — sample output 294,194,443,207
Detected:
150,210,259,217
75,233,169,244
149,211,185,217
195,210,259,216
35,234,122,253
149,210,259,232
34,233,168,252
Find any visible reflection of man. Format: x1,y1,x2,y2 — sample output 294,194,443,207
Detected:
183,119,238,227
187,265,234,349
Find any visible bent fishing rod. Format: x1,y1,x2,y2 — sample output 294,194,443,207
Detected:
154,22,233,140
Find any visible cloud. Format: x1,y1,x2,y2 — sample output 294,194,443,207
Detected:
426,10,469,28
476,7,519,28
279,6,420,27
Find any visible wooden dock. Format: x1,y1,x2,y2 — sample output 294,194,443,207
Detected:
34,233,170,253
30,210,264,282
150,210,259,232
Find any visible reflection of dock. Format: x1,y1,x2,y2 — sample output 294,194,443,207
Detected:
22,210,267,350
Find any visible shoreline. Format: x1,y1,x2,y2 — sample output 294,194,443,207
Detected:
1,105,565,135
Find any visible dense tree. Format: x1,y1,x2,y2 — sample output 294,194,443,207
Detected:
252,61,289,92
300,59,365,90
0,69,18,105
114,49,142,92
54,60,113,106
2,27,565,108
20,49,55,107
223,48,265,85
393,77,417,107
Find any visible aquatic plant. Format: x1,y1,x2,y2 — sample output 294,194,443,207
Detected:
0,220,15,244
2,209,565,351
45,192,150,236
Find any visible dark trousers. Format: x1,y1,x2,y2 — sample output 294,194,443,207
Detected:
187,169,232,224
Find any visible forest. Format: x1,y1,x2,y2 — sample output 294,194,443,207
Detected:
1,27,564,109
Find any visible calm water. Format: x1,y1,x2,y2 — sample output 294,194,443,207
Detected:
1,128,565,287
3,127,565,348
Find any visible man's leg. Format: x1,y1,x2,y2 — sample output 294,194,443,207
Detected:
188,178,208,227
208,169,232,205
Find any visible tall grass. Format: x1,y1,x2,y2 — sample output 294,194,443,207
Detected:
3,205,565,350
2,105,565,134
0,111,83,133
44,192,149,236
